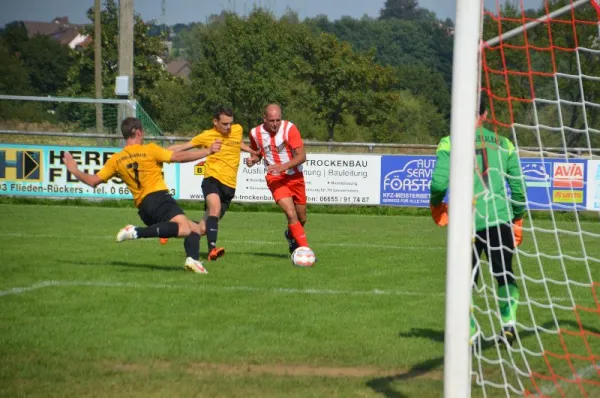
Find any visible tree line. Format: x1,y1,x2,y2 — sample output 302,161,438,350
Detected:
0,0,597,148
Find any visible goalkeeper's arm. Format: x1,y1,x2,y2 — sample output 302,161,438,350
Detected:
430,136,451,206
505,142,526,220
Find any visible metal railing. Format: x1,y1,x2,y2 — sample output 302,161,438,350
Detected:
1,129,598,157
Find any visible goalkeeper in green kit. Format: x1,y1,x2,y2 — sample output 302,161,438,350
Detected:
429,100,526,346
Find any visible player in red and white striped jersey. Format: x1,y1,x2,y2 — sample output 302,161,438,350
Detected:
246,104,311,255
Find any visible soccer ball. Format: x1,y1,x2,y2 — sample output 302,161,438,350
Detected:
291,246,316,267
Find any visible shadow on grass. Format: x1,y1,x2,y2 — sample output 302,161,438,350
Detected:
369,319,600,397
66,260,183,272
366,356,444,398
249,252,291,260
398,328,445,343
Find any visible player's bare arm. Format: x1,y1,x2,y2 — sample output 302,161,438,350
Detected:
62,151,103,188
171,140,221,163
167,142,196,152
267,146,306,173
240,141,260,156
245,153,261,167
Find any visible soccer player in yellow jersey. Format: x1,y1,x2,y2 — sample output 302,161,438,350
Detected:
61,117,221,274
168,105,258,261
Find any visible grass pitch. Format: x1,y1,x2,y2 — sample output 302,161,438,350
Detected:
0,203,599,397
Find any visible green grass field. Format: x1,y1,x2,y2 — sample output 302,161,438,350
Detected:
1,203,599,397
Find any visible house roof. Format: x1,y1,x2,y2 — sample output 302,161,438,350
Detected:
166,60,191,78
23,21,61,37
22,17,87,48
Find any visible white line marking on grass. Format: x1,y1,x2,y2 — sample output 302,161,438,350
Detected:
0,279,444,299
537,362,600,396
0,280,587,305
0,233,444,251
0,280,58,296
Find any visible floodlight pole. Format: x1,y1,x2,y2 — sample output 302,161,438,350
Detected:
443,0,482,396
119,0,134,114
94,0,103,136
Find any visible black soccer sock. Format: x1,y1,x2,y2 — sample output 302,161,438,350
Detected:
135,222,179,238
206,216,219,250
184,232,201,260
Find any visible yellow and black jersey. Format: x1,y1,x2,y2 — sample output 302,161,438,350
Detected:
96,143,173,207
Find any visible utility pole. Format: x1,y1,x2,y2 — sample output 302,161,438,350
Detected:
118,0,134,113
94,0,103,134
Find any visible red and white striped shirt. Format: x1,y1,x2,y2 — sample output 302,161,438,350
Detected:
249,120,304,177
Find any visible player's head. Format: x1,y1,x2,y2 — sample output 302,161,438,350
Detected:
121,117,144,140
263,103,282,134
213,105,234,135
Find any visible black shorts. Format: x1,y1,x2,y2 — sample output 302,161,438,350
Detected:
472,223,515,286
201,177,236,218
138,190,185,226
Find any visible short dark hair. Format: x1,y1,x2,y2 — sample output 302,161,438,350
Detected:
121,117,143,139
213,105,233,121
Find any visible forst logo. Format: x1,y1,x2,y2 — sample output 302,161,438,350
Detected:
383,158,435,192
553,163,584,188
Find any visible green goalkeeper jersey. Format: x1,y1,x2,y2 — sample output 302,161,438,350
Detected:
429,126,526,232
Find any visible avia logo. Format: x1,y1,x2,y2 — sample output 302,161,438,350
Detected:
553,163,584,188
194,160,206,176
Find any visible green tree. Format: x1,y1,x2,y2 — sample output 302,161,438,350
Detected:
0,38,31,95
376,91,447,143
186,10,309,130
20,35,73,95
152,79,198,133
297,33,397,141
395,63,450,119
379,0,429,21
63,0,173,117
1,22,28,54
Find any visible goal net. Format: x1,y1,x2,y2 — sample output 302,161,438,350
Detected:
471,0,600,396
0,95,163,144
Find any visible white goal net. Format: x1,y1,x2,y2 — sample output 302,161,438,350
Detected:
470,0,600,396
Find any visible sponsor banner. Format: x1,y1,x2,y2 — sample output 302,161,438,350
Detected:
377,155,587,209
522,158,586,210
585,160,600,210
178,153,382,205
0,144,179,200
380,155,436,207
0,143,590,211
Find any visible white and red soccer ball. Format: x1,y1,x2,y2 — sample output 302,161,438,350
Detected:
291,246,316,267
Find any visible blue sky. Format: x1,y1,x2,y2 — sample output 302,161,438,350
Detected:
0,0,546,26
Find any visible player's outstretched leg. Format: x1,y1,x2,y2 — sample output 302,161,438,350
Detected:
117,222,180,242
185,257,208,273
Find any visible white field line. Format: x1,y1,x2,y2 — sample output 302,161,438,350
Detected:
0,279,445,299
0,280,588,304
537,361,600,397
0,281,59,297
0,232,443,251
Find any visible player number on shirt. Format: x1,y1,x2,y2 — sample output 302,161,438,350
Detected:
126,162,141,188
